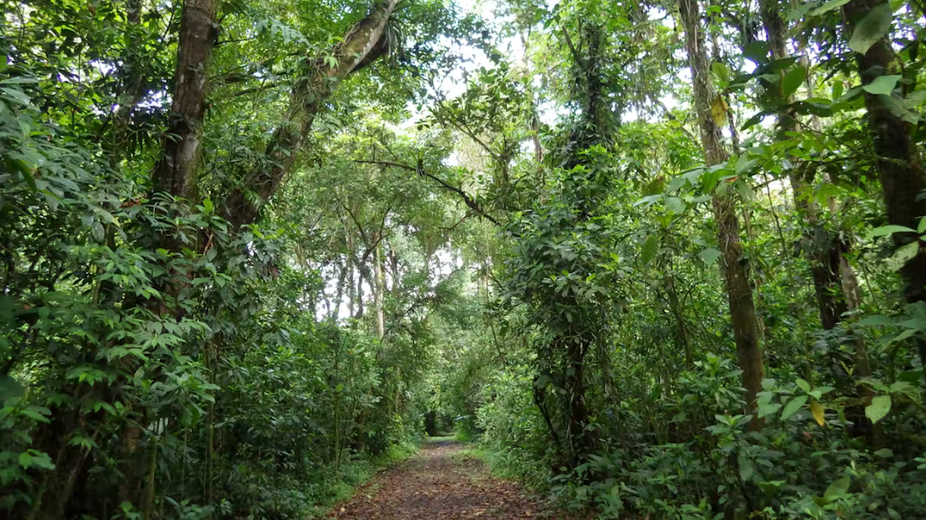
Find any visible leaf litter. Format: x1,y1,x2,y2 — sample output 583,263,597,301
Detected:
329,441,576,519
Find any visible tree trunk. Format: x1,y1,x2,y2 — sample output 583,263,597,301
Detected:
566,339,595,463
679,0,765,418
152,0,215,200
373,234,385,340
107,0,146,156
667,273,693,367
759,0,855,332
221,0,400,229
124,0,217,510
844,0,926,381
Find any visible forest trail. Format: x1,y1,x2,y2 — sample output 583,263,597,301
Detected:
328,440,573,520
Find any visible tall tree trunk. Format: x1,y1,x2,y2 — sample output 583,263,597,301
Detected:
221,0,400,229
679,0,765,417
152,0,215,200
124,0,217,510
844,0,926,381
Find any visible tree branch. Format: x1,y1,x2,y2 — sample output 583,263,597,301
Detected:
354,160,501,226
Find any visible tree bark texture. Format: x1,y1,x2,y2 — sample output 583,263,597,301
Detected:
152,0,215,201
679,0,765,416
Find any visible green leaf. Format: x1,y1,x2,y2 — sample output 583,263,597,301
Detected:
865,395,891,423
711,62,730,84
757,402,781,418
27,450,54,470
781,395,808,420
888,381,913,394
734,154,758,174
18,452,32,469
667,176,687,192
917,216,926,234
862,75,901,95
0,87,34,106
795,378,811,393
874,448,893,458
782,67,807,98
857,314,893,326
824,476,851,502
665,196,686,213
887,242,919,271
700,247,722,265
810,0,851,16
848,3,893,55
9,157,38,191
867,225,916,240
0,375,24,402
20,409,51,424
743,41,769,64
640,235,659,265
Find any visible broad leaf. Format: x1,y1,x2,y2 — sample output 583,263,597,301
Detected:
862,75,901,95
782,67,807,98
641,235,659,265
856,314,893,326
781,395,808,420
866,395,891,423
700,247,722,265
810,0,851,16
795,378,811,393
758,402,782,418
867,225,916,240
887,242,920,271
848,3,893,55
743,41,769,64
823,476,850,502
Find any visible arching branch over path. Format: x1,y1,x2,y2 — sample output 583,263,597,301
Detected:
222,0,402,228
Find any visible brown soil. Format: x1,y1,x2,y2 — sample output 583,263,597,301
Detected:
328,440,573,519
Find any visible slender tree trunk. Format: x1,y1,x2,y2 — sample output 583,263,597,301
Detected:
667,272,693,367
519,32,544,166
759,0,856,332
679,0,765,418
844,0,926,382
107,0,146,155
373,234,385,340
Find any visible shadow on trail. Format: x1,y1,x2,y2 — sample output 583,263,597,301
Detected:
329,440,573,519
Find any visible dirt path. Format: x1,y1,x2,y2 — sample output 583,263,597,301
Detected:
328,440,572,519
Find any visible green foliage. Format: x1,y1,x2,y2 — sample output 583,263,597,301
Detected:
6,0,926,518
0,0,481,515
